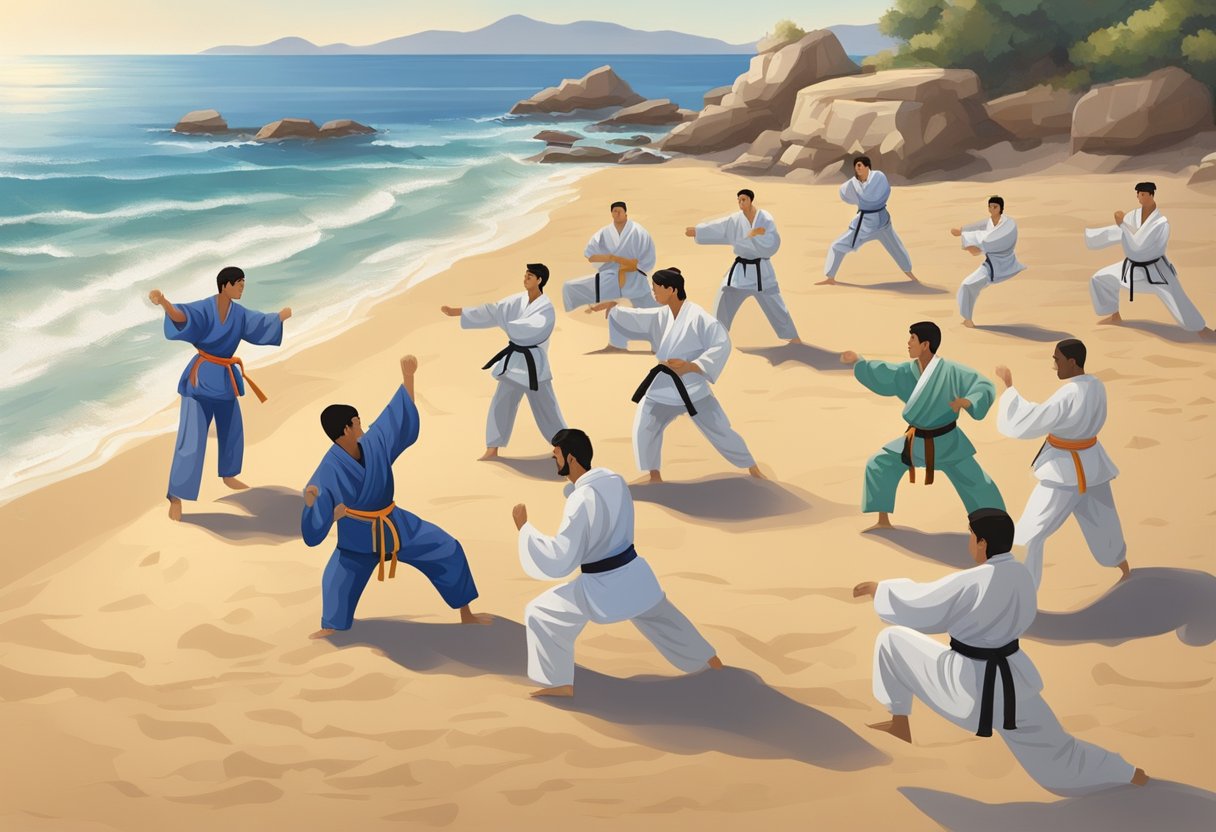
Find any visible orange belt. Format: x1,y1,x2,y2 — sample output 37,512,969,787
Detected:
1046,434,1097,493
345,503,401,581
190,349,268,402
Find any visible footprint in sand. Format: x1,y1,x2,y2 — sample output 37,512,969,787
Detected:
99,594,153,612
298,671,403,702
136,713,230,744
168,780,282,807
177,624,273,659
245,708,303,730
222,751,363,779
502,779,572,806
139,551,161,567
325,761,418,789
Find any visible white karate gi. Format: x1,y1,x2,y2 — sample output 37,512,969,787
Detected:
872,555,1136,795
562,219,659,325
694,208,799,341
956,215,1026,320
1087,207,1207,331
998,376,1126,587
519,467,716,687
461,292,566,448
825,170,913,277
607,301,755,472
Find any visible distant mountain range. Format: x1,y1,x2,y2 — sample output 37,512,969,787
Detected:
202,15,900,57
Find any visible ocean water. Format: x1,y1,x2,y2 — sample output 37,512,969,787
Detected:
0,54,751,502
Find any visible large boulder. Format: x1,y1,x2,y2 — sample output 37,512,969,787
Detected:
1071,68,1215,155
773,68,990,177
703,85,732,107
255,118,321,141
534,130,582,147
659,30,861,154
722,130,789,174
1190,151,1216,185
985,84,1080,138
529,146,622,164
617,148,667,165
510,66,644,115
593,98,683,128
608,135,652,147
319,119,375,138
174,109,228,134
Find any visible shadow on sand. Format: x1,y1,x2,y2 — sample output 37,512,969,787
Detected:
181,486,301,543
1120,320,1215,345
975,323,1075,342
482,455,560,482
865,528,976,569
830,280,950,295
330,616,887,770
1028,567,1216,647
740,342,849,371
899,781,1216,832
630,475,846,525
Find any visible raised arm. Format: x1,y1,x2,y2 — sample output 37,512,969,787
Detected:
956,365,997,420
734,211,781,259
517,498,592,580
161,297,214,343
971,218,1016,253
688,317,731,383
852,358,914,398
838,178,861,206
998,385,1072,440
1084,208,1134,250
301,476,338,547
364,357,421,460
692,215,737,246
1122,214,1169,259
149,289,186,323
874,572,979,634
607,306,665,352
503,300,555,345
240,306,286,346
459,298,507,331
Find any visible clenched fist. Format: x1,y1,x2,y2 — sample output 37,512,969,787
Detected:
303,485,319,507
512,503,528,530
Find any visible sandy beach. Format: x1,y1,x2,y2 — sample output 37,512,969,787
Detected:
2,159,1214,831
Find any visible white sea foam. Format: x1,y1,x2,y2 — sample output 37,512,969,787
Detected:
0,193,290,227
0,244,74,258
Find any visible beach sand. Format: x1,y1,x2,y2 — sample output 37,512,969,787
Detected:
1,160,1214,831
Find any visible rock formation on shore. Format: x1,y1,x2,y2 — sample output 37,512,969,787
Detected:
509,66,644,115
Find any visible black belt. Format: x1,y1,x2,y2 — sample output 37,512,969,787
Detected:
581,544,638,574
983,256,994,282
482,342,539,391
1120,257,1168,302
727,256,765,292
950,638,1019,737
899,420,957,485
850,204,887,248
596,267,647,303
632,364,697,417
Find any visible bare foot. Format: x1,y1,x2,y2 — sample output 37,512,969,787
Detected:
1098,312,1123,326
478,447,500,461
460,606,493,625
1131,767,1149,786
707,655,724,670
962,318,976,328
600,345,627,353
868,715,912,743
787,337,802,345
815,277,838,285
1117,561,1131,582
748,464,767,480
904,272,920,283
530,685,574,698
1200,328,1216,340
632,471,662,485
862,512,893,533
223,476,249,490
309,628,336,640
167,497,182,521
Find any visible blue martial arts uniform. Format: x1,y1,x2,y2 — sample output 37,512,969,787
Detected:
301,385,479,631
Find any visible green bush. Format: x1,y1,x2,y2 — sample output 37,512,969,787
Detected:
770,20,808,43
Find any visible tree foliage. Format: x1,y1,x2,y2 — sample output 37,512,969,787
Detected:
870,0,1216,93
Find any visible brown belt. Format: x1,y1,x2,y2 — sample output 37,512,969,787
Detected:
900,421,957,485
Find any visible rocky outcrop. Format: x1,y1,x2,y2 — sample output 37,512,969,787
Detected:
618,148,667,165
254,118,322,141
319,119,375,138
1190,151,1216,185
593,98,683,128
174,109,228,134
608,135,652,147
721,130,788,174
985,84,1080,139
659,30,861,155
529,146,622,164
703,85,731,107
1071,68,1215,155
509,66,644,115
534,130,582,147
770,68,990,177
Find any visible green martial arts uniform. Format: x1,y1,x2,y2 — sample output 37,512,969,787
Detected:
854,355,1004,515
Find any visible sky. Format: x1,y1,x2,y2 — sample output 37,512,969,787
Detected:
1,0,893,55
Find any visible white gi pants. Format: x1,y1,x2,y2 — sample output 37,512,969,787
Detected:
486,378,566,448
1089,264,1207,331
957,263,1018,320
633,396,755,472
1014,481,1127,588
824,221,913,278
713,285,799,340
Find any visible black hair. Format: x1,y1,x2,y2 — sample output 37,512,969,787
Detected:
968,508,1015,558
610,201,627,212
853,155,872,169
551,428,593,470
651,266,686,301
321,404,359,442
217,265,245,291
909,321,942,354
1056,338,1087,369
988,195,1004,213
1134,181,1156,195
736,189,755,201
526,262,550,291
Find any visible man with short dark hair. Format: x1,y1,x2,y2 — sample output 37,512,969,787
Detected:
852,508,1147,795
683,188,801,345
841,321,1004,530
821,155,918,285
512,428,722,698
149,266,291,521
951,195,1025,327
996,339,1129,588
1087,181,1212,337
301,355,488,639
442,263,567,460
